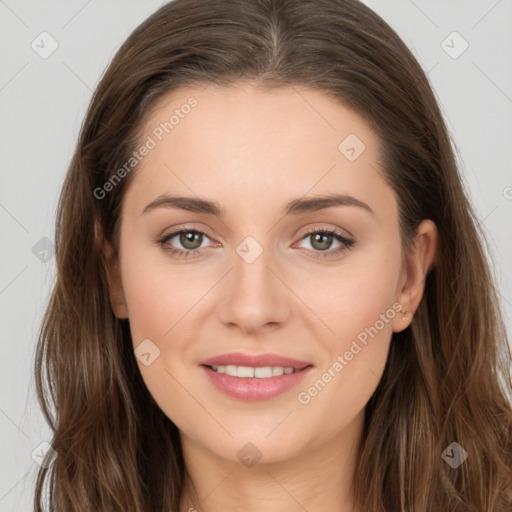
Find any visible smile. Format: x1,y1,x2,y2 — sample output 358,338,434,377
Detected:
208,365,298,378
199,353,314,401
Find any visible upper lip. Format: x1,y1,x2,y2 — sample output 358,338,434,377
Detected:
200,352,313,370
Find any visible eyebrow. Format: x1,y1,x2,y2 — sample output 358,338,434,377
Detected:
142,193,375,217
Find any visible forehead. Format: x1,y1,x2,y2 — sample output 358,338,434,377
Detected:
123,82,395,223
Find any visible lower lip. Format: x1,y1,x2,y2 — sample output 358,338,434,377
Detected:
200,365,313,401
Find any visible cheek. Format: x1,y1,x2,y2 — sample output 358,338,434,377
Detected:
120,249,209,432
118,238,221,430
120,242,209,343
292,241,401,414
294,244,402,348
292,292,398,450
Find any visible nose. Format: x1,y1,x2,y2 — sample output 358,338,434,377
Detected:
216,241,291,335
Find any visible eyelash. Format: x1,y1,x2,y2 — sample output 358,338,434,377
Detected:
157,225,355,260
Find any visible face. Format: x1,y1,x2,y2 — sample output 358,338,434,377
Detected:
105,82,435,466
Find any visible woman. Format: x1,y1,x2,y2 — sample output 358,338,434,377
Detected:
34,0,512,510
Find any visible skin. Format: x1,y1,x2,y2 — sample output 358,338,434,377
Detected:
104,82,437,512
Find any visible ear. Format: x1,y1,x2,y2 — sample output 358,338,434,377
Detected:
103,238,129,319
392,219,438,332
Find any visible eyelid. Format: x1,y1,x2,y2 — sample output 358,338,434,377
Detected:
158,223,216,241
296,224,353,241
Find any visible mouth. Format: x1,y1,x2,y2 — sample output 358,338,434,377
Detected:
205,364,308,378
199,352,314,401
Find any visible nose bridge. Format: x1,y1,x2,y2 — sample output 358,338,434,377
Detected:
216,232,290,332
232,233,277,301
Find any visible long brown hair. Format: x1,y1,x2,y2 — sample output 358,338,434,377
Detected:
34,0,512,510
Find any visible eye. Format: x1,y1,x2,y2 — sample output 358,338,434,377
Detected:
295,227,355,259
157,226,217,258
157,225,355,260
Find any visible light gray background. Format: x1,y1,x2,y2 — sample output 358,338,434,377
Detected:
1,1,511,510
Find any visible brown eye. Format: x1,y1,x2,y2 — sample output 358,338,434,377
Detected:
178,231,203,250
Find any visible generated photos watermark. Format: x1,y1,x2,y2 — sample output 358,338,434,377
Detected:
297,301,403,405
93,96,198,200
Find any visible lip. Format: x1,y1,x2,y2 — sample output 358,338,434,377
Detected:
199,352,312,369
199,352,314,401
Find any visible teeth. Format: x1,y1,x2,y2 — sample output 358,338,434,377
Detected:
209,365,296,378
271,367,283,377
